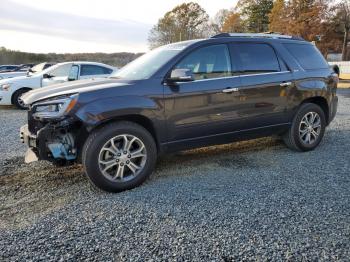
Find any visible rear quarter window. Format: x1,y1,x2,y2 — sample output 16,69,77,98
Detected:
284,43,328,70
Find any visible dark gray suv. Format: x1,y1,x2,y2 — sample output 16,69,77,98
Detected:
20,33,338,192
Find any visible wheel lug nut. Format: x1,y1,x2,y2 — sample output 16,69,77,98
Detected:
128,154,131,158
116,159,119,162
126,160,130,164
123,151,127,154
120,163,124,166
117,153,121,156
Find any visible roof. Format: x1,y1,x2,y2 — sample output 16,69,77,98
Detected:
211,33,305,41
54,61,115,69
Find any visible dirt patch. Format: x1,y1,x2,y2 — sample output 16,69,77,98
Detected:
0,157,88,229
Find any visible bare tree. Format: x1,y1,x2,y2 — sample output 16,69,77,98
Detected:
337,1,350,60
213,9,231,32
148,2,209,49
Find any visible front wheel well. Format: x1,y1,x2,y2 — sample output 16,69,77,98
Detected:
11,87,32,104
300,96,329,124
86,115,159,150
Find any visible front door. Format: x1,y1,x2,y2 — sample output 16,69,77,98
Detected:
164,44,241,142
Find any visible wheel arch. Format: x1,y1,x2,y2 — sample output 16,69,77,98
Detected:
11,87,32,104
300,96,329,124
80,114,160,152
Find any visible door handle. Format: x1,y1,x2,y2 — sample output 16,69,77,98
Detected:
280,82,292,87
222,87,239,93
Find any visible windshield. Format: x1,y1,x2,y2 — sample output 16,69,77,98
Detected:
30,63,66,77
29,62,47,74
111,41,197,80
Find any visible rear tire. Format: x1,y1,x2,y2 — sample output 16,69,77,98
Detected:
13,89,30,110
82,121,157,192
283,103,326,151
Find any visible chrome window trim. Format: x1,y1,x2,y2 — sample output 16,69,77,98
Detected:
239,71,291,77
173,70,291,84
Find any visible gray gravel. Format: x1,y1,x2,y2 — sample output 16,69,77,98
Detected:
1,91,350,261
0,106,27,162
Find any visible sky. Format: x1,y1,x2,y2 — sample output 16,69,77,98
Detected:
0,0,238,54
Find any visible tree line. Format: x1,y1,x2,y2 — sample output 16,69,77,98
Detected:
1,1,348,65
148,0,350,61
0,47,142,67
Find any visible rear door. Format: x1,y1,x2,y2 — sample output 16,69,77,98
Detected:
229,42,294,129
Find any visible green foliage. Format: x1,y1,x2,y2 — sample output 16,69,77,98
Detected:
236,0,274,32
0,47,142,67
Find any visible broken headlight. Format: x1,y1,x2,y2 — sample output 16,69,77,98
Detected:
33,94,78,119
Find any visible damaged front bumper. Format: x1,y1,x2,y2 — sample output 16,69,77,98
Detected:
20,125,39,163
20,121,78,164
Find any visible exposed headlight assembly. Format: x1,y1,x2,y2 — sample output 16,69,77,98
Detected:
0,83,11,91
33,94,78,119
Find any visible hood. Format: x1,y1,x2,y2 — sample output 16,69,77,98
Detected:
0,71,26,77
0,74,30,84
21,78,129,105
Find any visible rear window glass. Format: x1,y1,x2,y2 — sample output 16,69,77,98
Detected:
284,43,328,70
236,43,280,74
80,65,112,76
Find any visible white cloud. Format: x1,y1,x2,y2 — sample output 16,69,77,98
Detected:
1,0,238,53
0,30,147,53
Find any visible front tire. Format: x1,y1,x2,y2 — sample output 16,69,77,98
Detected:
13,89,29,110
82,121,157,192
283,103,326,151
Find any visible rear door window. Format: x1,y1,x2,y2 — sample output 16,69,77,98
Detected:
284,43,328,70
236,43,281,74
80,65,112,76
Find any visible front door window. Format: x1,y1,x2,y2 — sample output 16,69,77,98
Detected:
175,44,232,80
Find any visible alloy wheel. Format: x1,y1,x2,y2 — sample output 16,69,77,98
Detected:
298,111,321,145
98,134,147,182
18,96,27,109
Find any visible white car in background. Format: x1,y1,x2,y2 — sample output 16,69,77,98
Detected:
0,71,27,80
0,62,53,80
0,61,117,109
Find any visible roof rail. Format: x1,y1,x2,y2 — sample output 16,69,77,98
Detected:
211,33,304,41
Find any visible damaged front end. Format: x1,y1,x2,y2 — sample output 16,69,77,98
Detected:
20,94,83,165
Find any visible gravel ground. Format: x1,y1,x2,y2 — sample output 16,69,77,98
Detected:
1,91,350,261
0,106,27,162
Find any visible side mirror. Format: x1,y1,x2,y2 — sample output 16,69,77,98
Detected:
168,69,194,83
43,73,53,79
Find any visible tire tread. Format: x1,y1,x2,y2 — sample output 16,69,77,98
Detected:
82,121,157,192
283,103,326,152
